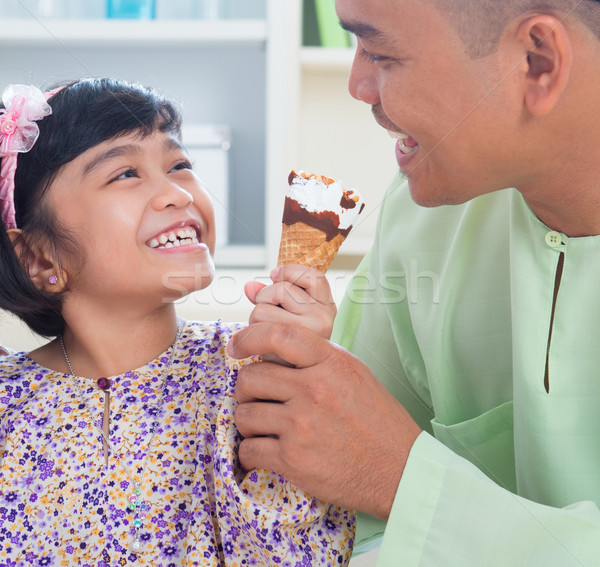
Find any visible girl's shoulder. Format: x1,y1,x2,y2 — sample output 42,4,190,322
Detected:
0,352,52,407
181,319,247,347
0,351,41,377
178,319,248,360
178,320,255,372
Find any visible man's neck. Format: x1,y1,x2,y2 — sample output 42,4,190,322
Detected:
520,162,600,237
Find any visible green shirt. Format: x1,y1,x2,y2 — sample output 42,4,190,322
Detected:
332,176,600,566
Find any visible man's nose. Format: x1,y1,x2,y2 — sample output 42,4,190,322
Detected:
348,45,380,105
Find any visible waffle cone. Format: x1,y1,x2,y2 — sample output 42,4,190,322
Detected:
277,222,346,273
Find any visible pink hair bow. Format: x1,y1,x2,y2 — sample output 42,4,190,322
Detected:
0,84,56,230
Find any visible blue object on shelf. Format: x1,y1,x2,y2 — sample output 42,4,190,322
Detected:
107,0,156,19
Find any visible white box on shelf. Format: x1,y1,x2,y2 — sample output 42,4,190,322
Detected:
181,124,231,250
156,0,203,19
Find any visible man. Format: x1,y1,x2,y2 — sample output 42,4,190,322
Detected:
230,0,600,564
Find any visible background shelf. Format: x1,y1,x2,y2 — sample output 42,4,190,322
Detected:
0,18,268,45
300,46,354,72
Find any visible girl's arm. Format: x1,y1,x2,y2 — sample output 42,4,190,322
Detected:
244,264,337,339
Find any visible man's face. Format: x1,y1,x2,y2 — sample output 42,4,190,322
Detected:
337,0,523,206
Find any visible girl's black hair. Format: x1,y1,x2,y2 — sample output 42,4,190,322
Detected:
0,78,182,338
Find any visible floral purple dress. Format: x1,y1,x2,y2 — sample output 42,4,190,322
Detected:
0,320,355,566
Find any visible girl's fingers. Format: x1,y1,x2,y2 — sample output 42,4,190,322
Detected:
253,281,316,315
244,280,268,305
272,264,335,305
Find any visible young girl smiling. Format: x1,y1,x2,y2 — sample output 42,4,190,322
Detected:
0,79,354,565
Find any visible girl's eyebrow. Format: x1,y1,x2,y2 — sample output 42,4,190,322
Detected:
81,144,141,179
80,137,185,180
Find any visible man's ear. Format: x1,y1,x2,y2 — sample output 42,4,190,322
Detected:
7,229,67,292
516,14,573,116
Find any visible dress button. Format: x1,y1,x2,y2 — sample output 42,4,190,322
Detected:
545,231,562,248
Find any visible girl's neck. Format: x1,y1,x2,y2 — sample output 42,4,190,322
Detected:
32,303,181,378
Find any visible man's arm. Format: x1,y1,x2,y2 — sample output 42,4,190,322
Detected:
230,322,422,519
379,431,600,566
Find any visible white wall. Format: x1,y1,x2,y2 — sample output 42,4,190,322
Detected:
298,63,398,258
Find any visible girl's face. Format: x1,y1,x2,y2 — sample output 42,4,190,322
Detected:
46,128,216,307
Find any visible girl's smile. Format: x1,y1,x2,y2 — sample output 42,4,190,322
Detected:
147,220,206,252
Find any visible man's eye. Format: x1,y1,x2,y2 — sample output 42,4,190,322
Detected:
360,48,388,64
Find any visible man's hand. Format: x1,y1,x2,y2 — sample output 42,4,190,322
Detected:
229,322,422,519
244,264,337,340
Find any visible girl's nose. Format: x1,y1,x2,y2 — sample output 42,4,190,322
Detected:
152,179,193,210
348,45,380,105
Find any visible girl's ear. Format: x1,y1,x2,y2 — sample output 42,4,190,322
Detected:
7,229,67,292
515,14,573,116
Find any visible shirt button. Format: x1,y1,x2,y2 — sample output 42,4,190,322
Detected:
545,230,562,248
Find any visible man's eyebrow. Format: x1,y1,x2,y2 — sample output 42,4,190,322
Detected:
81,143,141,179
339,19,391,45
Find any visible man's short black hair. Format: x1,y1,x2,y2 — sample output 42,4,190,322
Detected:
434,0,600,57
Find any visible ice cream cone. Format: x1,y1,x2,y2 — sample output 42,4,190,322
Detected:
276,170,364,273
277,222,346,273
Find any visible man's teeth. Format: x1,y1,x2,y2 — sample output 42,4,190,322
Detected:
397,137,417,155
388,130,417,155
149,227,199,249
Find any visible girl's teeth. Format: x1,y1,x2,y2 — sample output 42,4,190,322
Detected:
150,227,200,249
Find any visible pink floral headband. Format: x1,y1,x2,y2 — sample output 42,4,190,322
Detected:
0,84,65,230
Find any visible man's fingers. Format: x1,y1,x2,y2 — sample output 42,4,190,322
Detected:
234,400,287,437
238,436,283,473
235,361,295,403
228,322,333,367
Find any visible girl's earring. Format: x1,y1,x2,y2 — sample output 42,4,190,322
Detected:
48,275,58,285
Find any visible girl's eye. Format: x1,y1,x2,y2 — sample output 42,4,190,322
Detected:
110,168,138,182
170,160,193,173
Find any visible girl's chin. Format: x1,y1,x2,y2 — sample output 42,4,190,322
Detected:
160,264,216,300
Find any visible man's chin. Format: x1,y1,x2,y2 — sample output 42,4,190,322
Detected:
407,181,468,208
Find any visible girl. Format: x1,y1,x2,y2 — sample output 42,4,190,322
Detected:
0,79,354,565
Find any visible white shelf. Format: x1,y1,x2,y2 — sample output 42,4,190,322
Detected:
0,18,268,46
301,46,354,72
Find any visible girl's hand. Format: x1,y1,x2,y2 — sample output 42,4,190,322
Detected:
244,264,336,339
